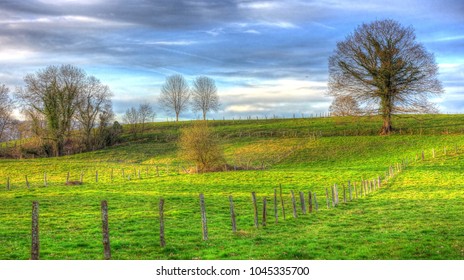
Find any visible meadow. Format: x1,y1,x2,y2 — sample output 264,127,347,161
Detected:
0,114,463,259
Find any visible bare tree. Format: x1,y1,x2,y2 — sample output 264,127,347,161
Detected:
123,106,140,139
75,76,113,151
192,76,220,120
17,65,86,156
0,84,15,141
329,95,362,117
159,74,190,122
328,19,443,135
138,102,156,135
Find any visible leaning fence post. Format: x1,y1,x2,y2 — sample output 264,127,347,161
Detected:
159,198,165,247
101,200,111,260
229,196,237,233
199,193,208,240
31,201,39,260
251,192,259,228
291,191,298,218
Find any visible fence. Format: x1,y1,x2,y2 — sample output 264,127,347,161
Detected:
24,159,408,260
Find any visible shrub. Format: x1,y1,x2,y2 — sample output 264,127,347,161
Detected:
178,121,225,172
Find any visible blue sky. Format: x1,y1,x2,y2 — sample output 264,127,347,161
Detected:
0,0,463,120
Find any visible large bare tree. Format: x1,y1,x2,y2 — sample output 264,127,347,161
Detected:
0,84,15,141
192,76,220,120
159,74,190,122
328,19,443,135
75,76,112,151
17,65,86,156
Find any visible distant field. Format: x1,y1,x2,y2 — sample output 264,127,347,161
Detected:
0,115,463,259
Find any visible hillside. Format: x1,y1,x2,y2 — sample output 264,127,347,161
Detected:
0,114,463,259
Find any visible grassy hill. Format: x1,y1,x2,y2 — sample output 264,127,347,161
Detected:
0,114,463,259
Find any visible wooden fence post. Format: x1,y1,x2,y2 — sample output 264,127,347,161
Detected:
80,172,84,183
274,189,278,224
199,193,208,240
159,198,165,247
251,192,259,228
262,197,267,227
432,148,435,158
44,172,47,187
331,185,336,207
156,166,159,177
7,176,10,191
308,191,312,213
279,185,285,220
66,172,70,184
25,175,30,189
101,200,111,260
299,192,306,214
314,193,319,211
291,191,298,218
343,186,347,203
325,188,330,208
229,196,237,232
111,168,114,182
31,201,39,260
354,182,357,199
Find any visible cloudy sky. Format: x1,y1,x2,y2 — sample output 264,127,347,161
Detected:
0,0,463,120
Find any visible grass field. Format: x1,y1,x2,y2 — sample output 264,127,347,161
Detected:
0,115,463,259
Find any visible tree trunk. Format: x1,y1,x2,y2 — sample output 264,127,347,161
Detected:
203,111,206,121
175,113,179,122
380,94,393,135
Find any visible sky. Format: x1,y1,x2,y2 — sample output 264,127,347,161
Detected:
0,0,463,121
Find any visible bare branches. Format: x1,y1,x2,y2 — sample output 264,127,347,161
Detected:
159,74,190,122
328,19,443,134
192,76,220,120
0,85,15,141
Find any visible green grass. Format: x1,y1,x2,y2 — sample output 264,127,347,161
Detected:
0,115,463,259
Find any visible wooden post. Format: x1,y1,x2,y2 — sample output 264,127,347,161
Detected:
432,148,435,158
199,194,208,240
279,185,285,220
299,192,306,214
308,191,312,213
354,182,357,199
444,146,447,156
422,150,425,160
229,196,237,232
378,176,381,188
251,192,259,228
66,172,70,184
6,177,9,191
331,185,336,207
101,200,111,260
343,186,346,203
314,193,319,211
31,201,39,260
111,168,114,182
325,188,330,208
80,172,84,183
291,191,298,218
274,189,278,224
156,166,159,177
44,172,47,187
262,197,267,227
159,198,165,247
348,181,352,201
26,175,30,189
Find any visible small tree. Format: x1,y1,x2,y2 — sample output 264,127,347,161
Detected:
122,106,140,139
159,74,190,121
178,121,225,172
329,95,362,117
0,84,15,142
138,102,155,135
192,76,220,120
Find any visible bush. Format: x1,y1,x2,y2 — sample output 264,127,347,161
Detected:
178,121,225,172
